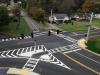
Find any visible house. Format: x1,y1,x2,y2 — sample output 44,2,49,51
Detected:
72,13,91,21
49,14,70,24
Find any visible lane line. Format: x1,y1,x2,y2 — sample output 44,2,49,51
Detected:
60,52,100,75
75,51,100,65
83,49,100,57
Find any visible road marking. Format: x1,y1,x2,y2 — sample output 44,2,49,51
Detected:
21,48,25,54
6,50,12,57
23,58,40,71
1,51,6,57
64,49,81,54
60,52,100,75
84,48,100,57
72,32,78,35
40,53,71,70
17,49,21,55
11,50,17,57
75,51,100,65
51,31,76,43
25,47,29,53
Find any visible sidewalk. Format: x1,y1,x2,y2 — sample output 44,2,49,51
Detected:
21,11,39,32
78,39,100,56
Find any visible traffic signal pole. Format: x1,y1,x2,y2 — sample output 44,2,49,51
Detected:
86,12,94,41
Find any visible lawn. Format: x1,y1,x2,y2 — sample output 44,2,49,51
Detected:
0,18,32,37
55,21,88,32
55,19,100,32
92,19,100,28
86,36,100,54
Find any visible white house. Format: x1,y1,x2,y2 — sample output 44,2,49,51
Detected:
49,14,70,24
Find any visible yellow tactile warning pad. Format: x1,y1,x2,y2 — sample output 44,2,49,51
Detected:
78,39,87,48
7,68,40,75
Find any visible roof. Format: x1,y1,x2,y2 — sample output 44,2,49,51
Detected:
53,14,68,19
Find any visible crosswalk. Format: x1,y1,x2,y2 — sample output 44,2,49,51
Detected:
49,44,81,54
0,32,47,42
0,45,46,58
0,36,31,42
23,58,40,71
53,32,77,43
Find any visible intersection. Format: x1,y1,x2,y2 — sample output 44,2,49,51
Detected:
0,29,100,75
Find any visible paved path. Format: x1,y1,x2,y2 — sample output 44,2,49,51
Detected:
21,11,39,32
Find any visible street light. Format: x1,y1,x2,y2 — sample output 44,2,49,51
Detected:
86,12,94,41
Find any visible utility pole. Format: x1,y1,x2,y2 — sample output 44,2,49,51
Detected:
51,9,53,17
50,9,53,24
17,1,22,29
86,12,94,41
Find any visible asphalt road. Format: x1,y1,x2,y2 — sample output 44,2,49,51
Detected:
0,29,100,75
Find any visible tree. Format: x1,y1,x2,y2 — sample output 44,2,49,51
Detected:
12,5,20,16
93,1,100,14
29,7,46,22
0,6,10,26
80,0,96,13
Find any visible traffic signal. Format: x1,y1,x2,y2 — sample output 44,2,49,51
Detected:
84,34,87,37
21,34,24,39
57,30,60,34
31,32,34,38
48,30,51,36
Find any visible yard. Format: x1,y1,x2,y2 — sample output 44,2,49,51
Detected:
53,19,100,32
0,17,32,37
92,19,100,28
86,36,100,54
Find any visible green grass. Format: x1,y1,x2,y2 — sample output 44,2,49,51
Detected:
92,19,100,28
0,18,32,37
55,19,100,32
86,36,100,54
55,21,88,32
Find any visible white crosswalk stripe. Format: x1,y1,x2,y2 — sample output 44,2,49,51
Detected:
64,49,81,54
68,44,79,50
48,44,80,54
41,53,71,70
49,48,65,53
54,33,77,43
23,58,40,71
0,32,47,42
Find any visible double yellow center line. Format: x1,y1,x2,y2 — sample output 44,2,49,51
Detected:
59,51,100,75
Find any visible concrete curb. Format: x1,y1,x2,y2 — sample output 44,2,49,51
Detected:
78,39,100,57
